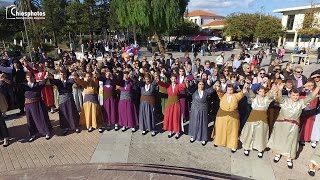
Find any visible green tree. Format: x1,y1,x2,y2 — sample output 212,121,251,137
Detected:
223,13,259,41
42,0,67,47
171,20,200,36
0,9,24,41
298,4,320,36
224,13,284,42
111,0,188,53
15,0,44,47
254,16,284,41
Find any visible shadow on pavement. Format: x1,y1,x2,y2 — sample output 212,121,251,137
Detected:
0,163,252,180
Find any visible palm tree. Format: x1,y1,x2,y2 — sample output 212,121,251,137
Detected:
14,0,43,47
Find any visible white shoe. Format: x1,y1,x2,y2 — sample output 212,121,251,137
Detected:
45,134,51,140
258,152,263,158
28,135,36,142
131,128,136,132
274,155,281,163
287,159,293,169
50,108,55,113
244,150,249,156
311,142,317,148
190,137,195,143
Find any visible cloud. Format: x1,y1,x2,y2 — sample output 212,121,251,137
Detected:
188,0,256,12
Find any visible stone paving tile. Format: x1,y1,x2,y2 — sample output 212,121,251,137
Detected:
0,113,102,172
127,131,232,174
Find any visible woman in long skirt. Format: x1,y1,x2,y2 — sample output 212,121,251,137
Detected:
240,86,276,158
188,80,215,145
177,67,189,121
100,69,118,130
73,72,103,132
0,92,9,147
300,80,318,145
116,71,138,132
22,72,52,142
138,73,157,136
267,85,320,169
212,84,248,152
49,70,80,135
157,74,186,139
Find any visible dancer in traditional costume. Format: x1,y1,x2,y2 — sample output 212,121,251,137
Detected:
300,79,318,145
116,71,138,132
188,80,215,145
157,74,186,139
73,72,103,132
137,73,157,136
311,70,320,148
267,85,320,169
212,83,248,152
25,62,55,113
100,69,118,130
177,67,189,121
22,72,52,141
0,92,9,147
240,86,277,158
49,70,80,135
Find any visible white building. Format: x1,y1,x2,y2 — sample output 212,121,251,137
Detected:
274,5,320,50
185,10,225,29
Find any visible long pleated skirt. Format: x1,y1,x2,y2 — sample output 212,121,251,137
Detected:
163,102,181,133
103,97,118,125
80,101,102,129
188,108,208,141
212,109,239,149
240,110,269,152
118,99,138,128
59,98,80,129
25,101,52,136
300,115,316,142
267,119,299,159
42,85,55,108
139,101,156,131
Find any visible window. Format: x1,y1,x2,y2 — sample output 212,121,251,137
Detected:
195,19,197,24
286,34,295,42
287,15,295,30
201,18,203,25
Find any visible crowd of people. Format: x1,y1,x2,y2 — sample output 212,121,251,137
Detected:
0,45,320,176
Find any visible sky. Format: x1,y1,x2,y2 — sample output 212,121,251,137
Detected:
1,0,318,17
188,0,317,16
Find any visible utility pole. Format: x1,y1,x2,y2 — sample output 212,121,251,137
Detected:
256,5,265,44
